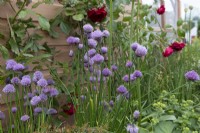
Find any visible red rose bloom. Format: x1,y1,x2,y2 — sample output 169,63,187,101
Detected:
87,6,107,23
63,103,76,115
170,42,185,51
163,46,174,57
157,5,165,15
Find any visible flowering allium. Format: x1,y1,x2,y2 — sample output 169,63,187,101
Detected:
24,92,34,100
185,70,200,81
89,76,96,83
88,59,94,66
47,108,57,115
91,54,104,64
78,44,84,49
126,61,133,68
103,30,110,37
47,79,55,85
130,74,137,81
131,42,139,51
123,91,131,99
163,46,174,57
49,88,59,97
133,110,140,120
42,88,50,94
88,49,96,57
80,95,86,101
33,71,43,82
83,24,93,33
126,124,139,133
109,100,114,107
39,93,48,101
157,5,165,15
30,96,41,106
11,107,17,113
69,50,74,57
2,84,15,94
13,63,25,71
21,76,31,86
37,78,47,87
135,45,147,57
117,85,127,94
91,30,103,41
133,70,143,78
123,75,129,82
0,111,5,120
111,65,118,71
6,59,17,70
11,77,20,85
102,68,112,77
34,107,42,114
66,36,80,44
20,115,30,122
88,39,97,48
101,47,108,54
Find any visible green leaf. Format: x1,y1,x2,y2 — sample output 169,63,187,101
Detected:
60,22,71,34
18,10,28,19
38,16,50,31
139,127,149,133
165,24,172,29
72,14,84,21
8,39,19,55
159,115,176,121
0,44,9,59
177,19,183,27
154,121,176,133
177,28,185,37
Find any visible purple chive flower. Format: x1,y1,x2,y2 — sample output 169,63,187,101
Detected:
101,47,108,54
185,70,200,81
126,124,139,133
30,96,41,106
24,92,34,100
78,44,84,49
11,107,17,113
66,36,80,44
111,65,118,71
88,39,97,48
91,30,103,41
20,115,30,122
49,88,59,97
5,77,11,84
6,59,17,70
88,49,96,57
123,75,129,82
94,69,101,77
39,93,48,101
33,71,43,82
11,77,20,85
47,79,55,85
89,66,94,72
98,77,106,83
133,110,140,120
135,45,147,57
133,70,143,78
130,74,137,81
109,100,114,107
37,78,47,87
2,84,15,94
102,68,112,77
123,91,131,99
103,30,110,37
80,95,86,101
34,107,42,114
83,24,93,33
89,76,96,83
0,111,5,120
13,63,25,71
91,54,104,64
42,88,50,94
21,76,31,86
69,50,74,57
117,85,127,94
47,108,57,115
93,86,97,91
88,59,94,66
126,61,133,68
131,42,139,51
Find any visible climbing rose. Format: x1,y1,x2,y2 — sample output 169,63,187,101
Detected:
157,5,165,15
87,6,107,23
163,47,174,57
170,42,185,51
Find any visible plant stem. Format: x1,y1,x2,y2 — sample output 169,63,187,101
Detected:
130,0,135,60
12,0,27,23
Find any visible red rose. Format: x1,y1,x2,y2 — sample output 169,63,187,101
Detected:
157,5,165,15
163,47,174,57
87,6,107,23
63,103,76,115
170,42,185,51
